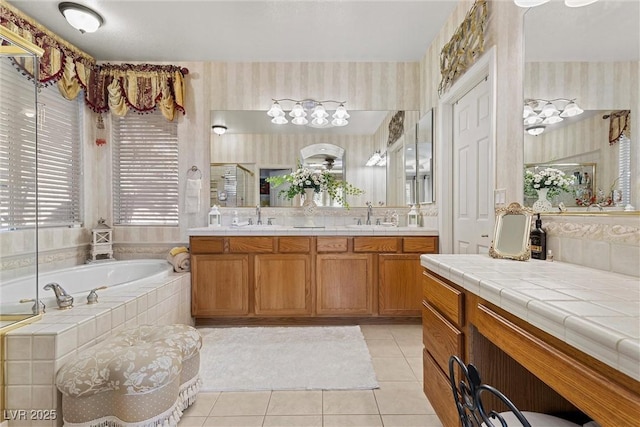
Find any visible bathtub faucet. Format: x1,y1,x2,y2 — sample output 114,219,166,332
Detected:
43,282,74,310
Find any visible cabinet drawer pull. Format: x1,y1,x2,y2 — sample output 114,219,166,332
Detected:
481,234,489,237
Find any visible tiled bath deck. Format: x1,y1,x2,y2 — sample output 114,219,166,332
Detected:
2,272,192,427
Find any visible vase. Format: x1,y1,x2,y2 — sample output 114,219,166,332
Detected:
302,188,317,227
532,187,553,212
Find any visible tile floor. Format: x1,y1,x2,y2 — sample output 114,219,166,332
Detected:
179,324,443,427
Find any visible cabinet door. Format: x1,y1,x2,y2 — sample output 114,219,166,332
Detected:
191,254,249,316
316,254,373,315
379,254,422,316
254,254,311,315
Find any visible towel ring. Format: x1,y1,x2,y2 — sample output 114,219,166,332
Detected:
187,166,202,179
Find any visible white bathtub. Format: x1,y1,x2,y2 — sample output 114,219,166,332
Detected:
1,259,173,313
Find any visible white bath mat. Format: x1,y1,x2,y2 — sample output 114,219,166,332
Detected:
197,326,379,392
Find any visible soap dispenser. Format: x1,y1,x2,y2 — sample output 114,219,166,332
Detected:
530,213,546,260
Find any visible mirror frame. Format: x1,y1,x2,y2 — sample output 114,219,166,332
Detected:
489,202,533,261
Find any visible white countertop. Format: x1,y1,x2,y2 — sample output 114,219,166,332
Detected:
420,254,640,381
189,226,438,237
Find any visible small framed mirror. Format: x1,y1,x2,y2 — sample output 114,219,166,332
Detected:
489,202,534,261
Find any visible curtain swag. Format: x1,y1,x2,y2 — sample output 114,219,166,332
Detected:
0,2,188,121
605,110,631,145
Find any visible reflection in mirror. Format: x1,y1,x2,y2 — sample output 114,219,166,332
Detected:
210,110,424,207
523,0,639,212
416,109,435,204
259,168,292,207
300,143,345,207
489,203,533,261
210,163,255,207
524,163,597,208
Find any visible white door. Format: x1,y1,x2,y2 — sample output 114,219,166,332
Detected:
452,77,492,254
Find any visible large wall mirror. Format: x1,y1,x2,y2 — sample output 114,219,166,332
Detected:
210,110,434,208
523,1,638,212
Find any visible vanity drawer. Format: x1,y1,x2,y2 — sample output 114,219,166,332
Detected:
190,237,224,254
423,349,460,427
278,237,311,253
403,237,438,253
422,301,464,374
354,237,398,253
422,272,464,326
317,237,348,252
229,237,274,253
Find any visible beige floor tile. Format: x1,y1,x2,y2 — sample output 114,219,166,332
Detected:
371,358,417,381
262,415,323,427
209,391,271,416
365,339,405,357
323,414,383,426
381,414,444,427
358,325,394,340
405,357,423,381
395,341,423,358
177,416,206,426
374,382,434,415
202,416,264,426
322,390,379,415
183,393,220,417
387,325,422,341
267,390,322,415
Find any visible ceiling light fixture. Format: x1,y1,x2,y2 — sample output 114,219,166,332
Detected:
212,125,227,135
523,98,583,135
267,98,349,128
58,2,104,34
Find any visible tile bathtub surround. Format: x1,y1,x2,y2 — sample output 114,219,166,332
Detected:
420,254,640,381
2,273,193,427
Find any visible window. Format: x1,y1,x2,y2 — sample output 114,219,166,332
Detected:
0,58,82,229
112,110,179,225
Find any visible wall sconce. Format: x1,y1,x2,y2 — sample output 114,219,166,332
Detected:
212,125,227,135
267,98,349,128
58,2,104,34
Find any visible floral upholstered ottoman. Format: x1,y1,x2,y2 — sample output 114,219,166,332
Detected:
56,324,202,427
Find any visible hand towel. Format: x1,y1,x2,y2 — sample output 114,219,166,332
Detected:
167,252,190,272
169,246,189,256
185,178,201,213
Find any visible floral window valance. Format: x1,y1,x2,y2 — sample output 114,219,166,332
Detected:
0,2,187,121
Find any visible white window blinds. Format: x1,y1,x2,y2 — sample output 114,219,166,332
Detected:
0,58,82,230
112,111,179,225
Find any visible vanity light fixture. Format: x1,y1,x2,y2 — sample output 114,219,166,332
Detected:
365,150,387,167
58,2,104,34
514,0,598,7
212,125,227,135
523,98,584,135
267,98,349,128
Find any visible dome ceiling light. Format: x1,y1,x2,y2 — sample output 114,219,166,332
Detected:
58,2,104,34
212,125,227,135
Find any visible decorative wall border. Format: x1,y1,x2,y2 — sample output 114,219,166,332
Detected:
544,221,640,245
438,0,488,96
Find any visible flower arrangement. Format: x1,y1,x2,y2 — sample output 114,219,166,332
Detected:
524,167,575,199
266,165,364,208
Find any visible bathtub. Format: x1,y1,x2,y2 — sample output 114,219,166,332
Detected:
1,259,173,314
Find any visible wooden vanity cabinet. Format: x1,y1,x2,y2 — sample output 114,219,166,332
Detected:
190,234,438,320
316,237,374,315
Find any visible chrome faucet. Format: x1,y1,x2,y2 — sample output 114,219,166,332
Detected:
366,202,372,225
256,205,262,225
43,282,74,309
